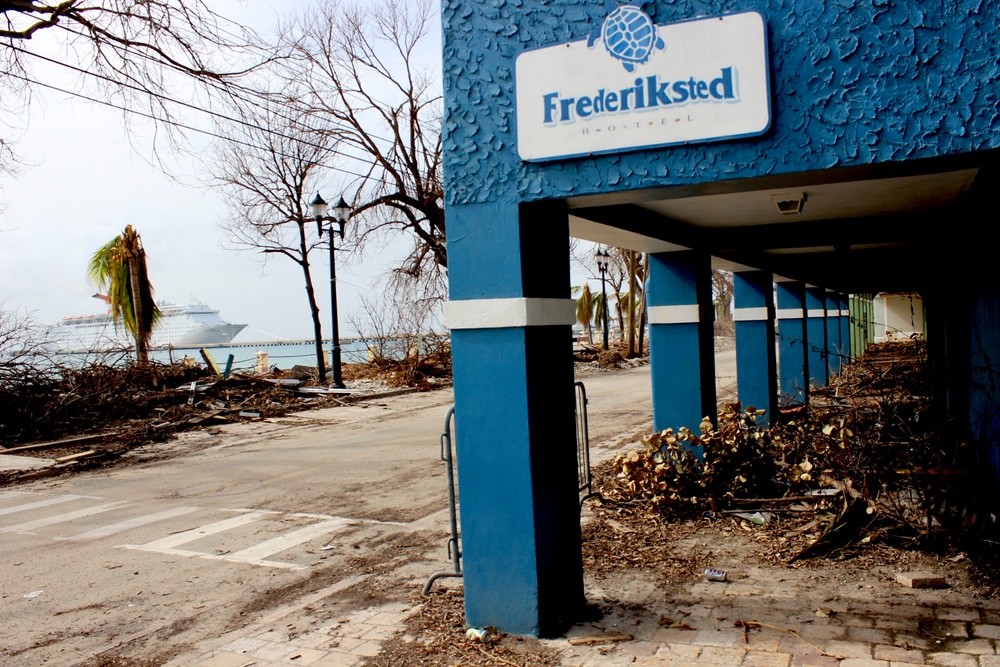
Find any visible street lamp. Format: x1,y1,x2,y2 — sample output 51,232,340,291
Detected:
595,248,610,349
310,192,351,389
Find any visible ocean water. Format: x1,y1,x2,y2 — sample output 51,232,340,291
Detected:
56,339,372,372
150,339,372,371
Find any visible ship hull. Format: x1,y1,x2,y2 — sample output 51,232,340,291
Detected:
49,303,247,353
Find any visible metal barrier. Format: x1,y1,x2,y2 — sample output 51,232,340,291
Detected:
423,383,593,594
575,381,598,505
423,406,462,594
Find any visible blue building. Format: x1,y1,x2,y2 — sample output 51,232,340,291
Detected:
441,0,1000,636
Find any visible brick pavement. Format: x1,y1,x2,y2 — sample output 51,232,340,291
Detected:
165,541,1000,667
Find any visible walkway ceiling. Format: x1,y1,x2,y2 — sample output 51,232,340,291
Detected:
568,149,999,294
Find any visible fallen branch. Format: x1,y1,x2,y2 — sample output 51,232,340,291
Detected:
567,633,634,646
736,621,832,656
1,433,115,454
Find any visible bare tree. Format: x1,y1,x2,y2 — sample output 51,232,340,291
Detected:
570,243,648,354
211,97,339,383
0,306,57,385
713,269,734,336
348,278,448,386
1,1,268,176
290,0,445,299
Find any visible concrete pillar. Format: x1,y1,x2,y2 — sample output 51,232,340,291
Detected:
838,293,852,363
647,251,715,456
733,270,777,426
825,289,842,377
805,285,828,388
969,288,1000,491
776,278,808,407
445,200,584,637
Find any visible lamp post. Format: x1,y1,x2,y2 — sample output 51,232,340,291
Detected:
595,248,610,349
310,192,352,389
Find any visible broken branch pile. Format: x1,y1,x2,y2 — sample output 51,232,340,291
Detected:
0,362,351,484
598,340,999,559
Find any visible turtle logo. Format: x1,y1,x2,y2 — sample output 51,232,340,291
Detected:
588,0,666,72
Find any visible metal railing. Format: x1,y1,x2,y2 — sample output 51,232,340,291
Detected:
423,406,461,594
575,381,598,505
422,383,594,594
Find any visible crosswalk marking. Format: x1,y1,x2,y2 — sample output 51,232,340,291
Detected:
127,510,276,551
0,501,131,533
291,512,408,527
0,494,100,516
225,518,350,564
59,506,200,541
3,494,408,571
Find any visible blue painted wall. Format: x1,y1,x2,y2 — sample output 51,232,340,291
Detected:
442,0,1000,207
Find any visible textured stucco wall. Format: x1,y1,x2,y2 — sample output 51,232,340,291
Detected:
442,0,1000,206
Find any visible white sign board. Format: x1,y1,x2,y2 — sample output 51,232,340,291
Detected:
515,11,770,162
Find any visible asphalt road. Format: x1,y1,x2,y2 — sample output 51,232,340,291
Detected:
0,351,736,665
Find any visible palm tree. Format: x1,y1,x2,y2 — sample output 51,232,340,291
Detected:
88,225,162,363
573,283,596,343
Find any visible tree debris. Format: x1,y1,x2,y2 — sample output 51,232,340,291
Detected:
0,348,452,486
597,340,1000,563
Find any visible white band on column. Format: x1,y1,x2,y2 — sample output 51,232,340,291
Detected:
807,309,826,318
648,304,700,324
733,307,768,322
445,298,577,330
776,308,804,320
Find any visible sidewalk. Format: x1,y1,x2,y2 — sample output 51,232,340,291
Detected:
164,499,1000,667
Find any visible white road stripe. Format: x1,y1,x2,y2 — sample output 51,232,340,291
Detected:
0,501,131,533
133,547,306,570
224,518,351,565
0,494,100,516
59,506,200,541
0,491,27,501
126,511,274,550
291,512,408,526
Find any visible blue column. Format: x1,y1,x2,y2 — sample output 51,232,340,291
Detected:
805,286,829,388
969,288,1000,491
647,251,715,456
839,293,852,363
776,279,808,407
446,200,583,637
825,289,842,377
733,270,777,426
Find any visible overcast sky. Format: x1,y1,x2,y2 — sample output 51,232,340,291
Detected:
0,1,442,342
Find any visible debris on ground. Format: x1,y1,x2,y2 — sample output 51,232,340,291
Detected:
344,347,452,391
0,349,452,487
895,571,948,588
566,632,634,646
574,340,649,369
366,589,557,667
592,340,1000,590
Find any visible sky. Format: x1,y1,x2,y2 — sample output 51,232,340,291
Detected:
0,1,443,342
0,1,600,344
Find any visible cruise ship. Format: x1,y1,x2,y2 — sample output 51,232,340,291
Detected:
49,301,248,352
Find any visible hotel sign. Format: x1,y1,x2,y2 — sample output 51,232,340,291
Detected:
515,8,770,162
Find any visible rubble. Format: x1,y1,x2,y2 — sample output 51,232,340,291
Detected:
595,340,1000,572
0,351,452,486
